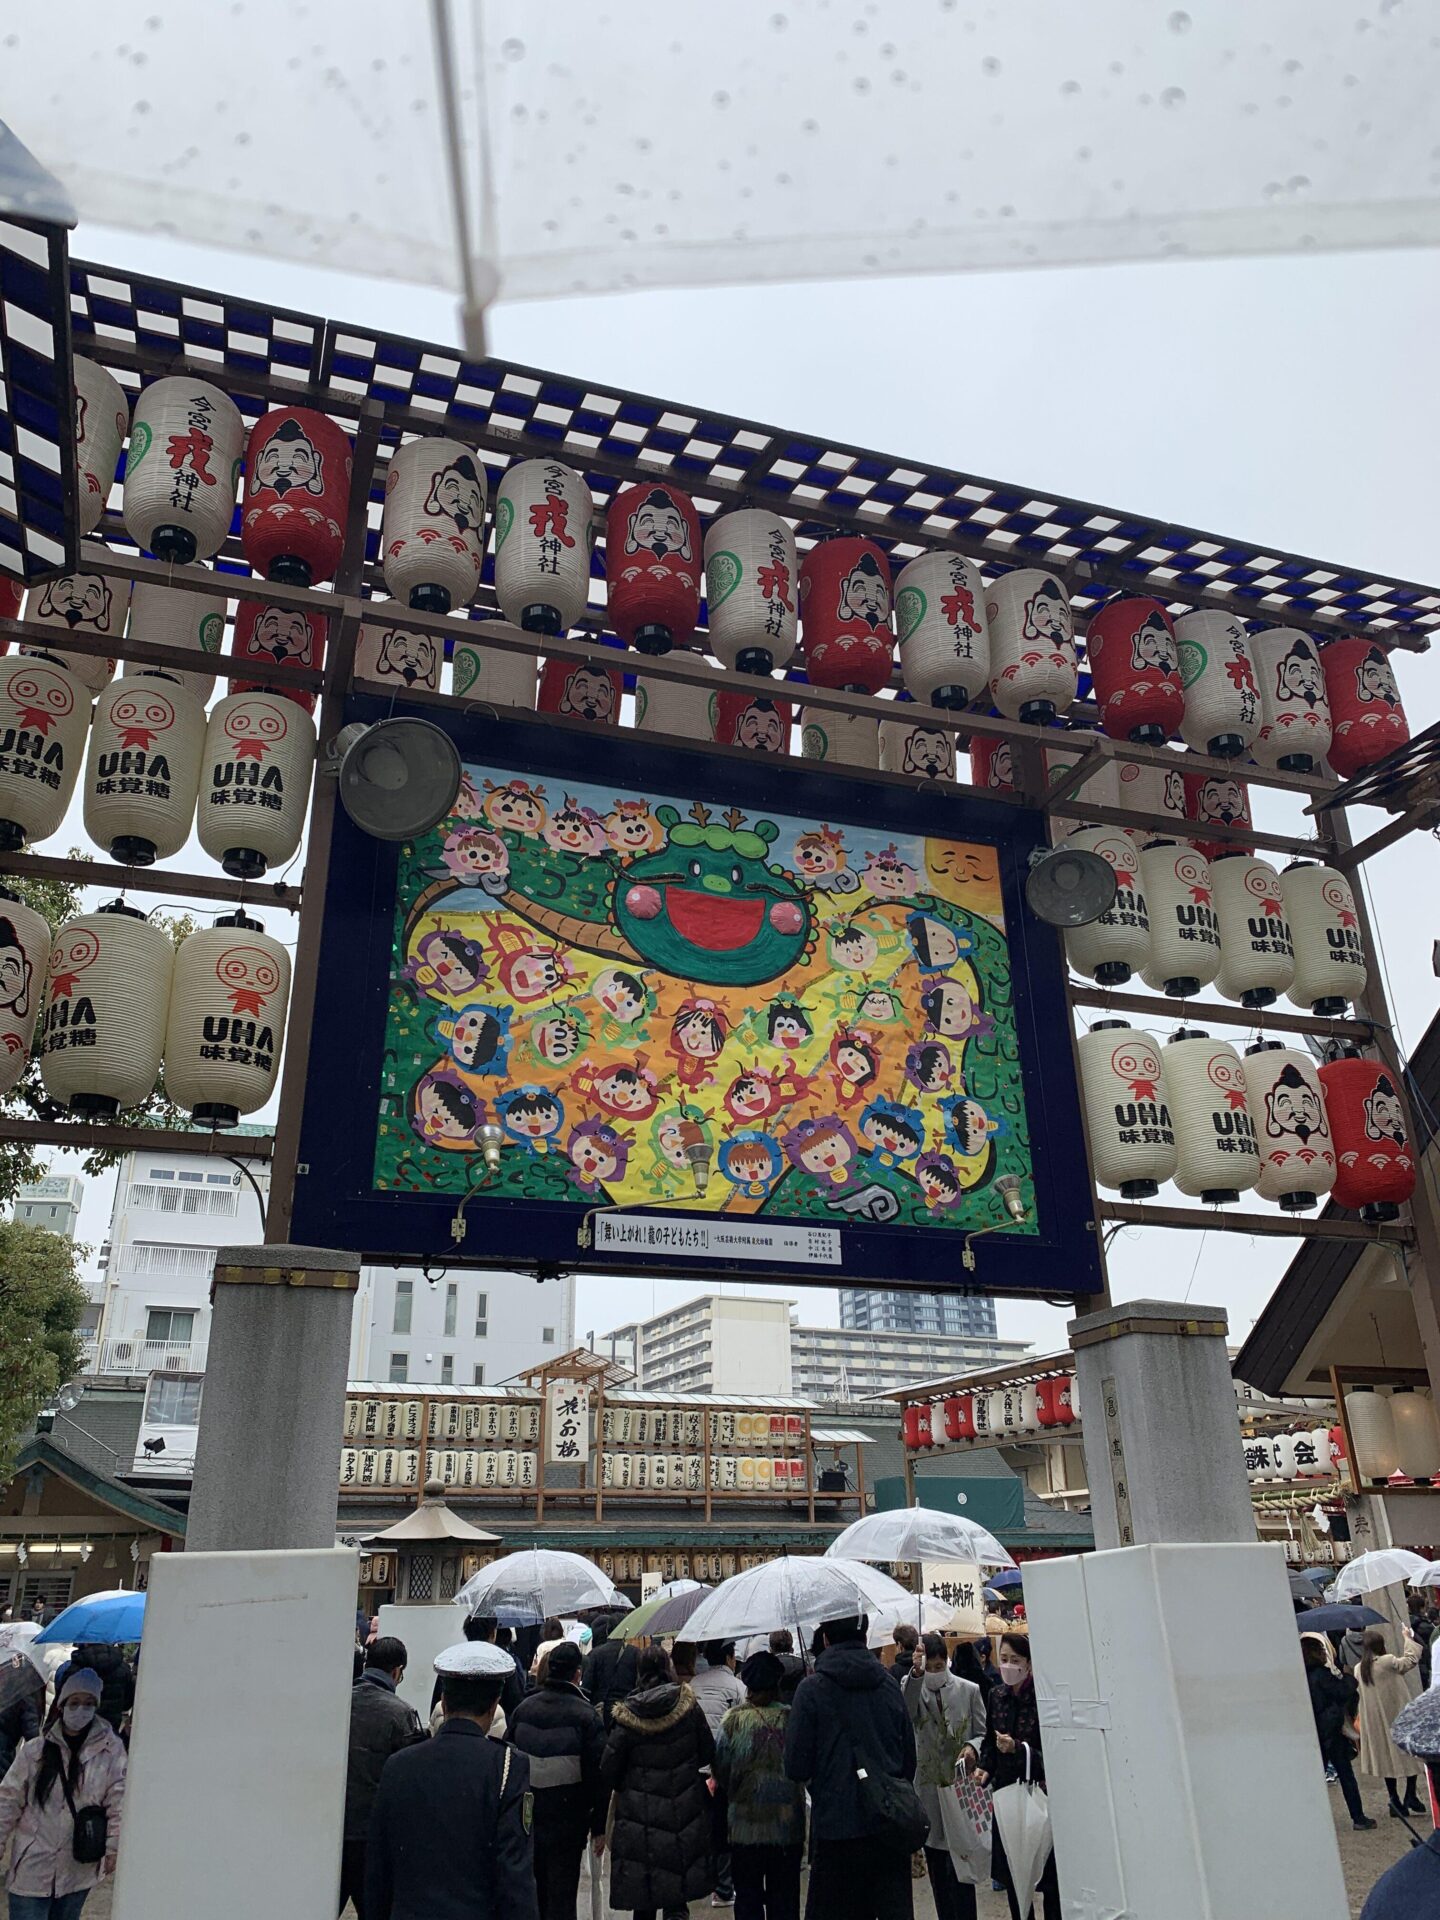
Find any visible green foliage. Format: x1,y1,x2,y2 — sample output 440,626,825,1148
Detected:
0,1217,87,1479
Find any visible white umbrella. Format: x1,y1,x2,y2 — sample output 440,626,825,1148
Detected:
1410,1562,1440,1589
455,1549,624,1620
1332,1549,1430,1602
826,1507,1016,1573
865,1596,957,1648
682,1556,912,1646
991,1747,1052,1920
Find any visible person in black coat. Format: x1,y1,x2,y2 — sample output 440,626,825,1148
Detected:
583,1609,638,1728
600,1644,716,1919
784,1614,918,1920
508,1641,606,1920
1361,1688,1440,1918
768,1629,806,1705
430,1613,526,1721
366,1642,538,1920
977,1635,1060,1920
0,1653,44,1779
343,1636,427,1918
1301,1636,1374,1832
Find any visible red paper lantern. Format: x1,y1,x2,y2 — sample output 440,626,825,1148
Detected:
1035,1377,1065,1428
241,407,353,587
1085,595,1184,744
711,688,792,754
230,598,326,714
917,1403,935,1448
537,656,622,727
0,577,21,628
605,482,702,655
798,536,894,694
1328,1425,1347,1467
1318,1052,1416,1223
1183,767,1252,861
968,732,1015,793
901,1404,925,1451
943,1394,975,1442
1055,1375,1076,1426
1321,638,1410,779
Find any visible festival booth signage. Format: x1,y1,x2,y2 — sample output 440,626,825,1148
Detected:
293,697,1099,1297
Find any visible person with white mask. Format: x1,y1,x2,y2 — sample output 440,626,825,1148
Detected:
0,1666,127,1916
902,1632,987,1920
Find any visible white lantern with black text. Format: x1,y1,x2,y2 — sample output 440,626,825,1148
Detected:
1244,1041,1336,1212
1282,862,1367,1016
1163,1029,1260,1203
1139,843,1220,996
164,912,291,1127
0,890,50,1097
985,568,1077,726
38,904,173,1116
24,572,128,693
494,458,595,636
1062,826,1150,986
354,623,442,694
123,377,244,564
704,508,798,675
83,676,206,865
382,437,487,613
197,691,316,879
1173,609,1260,758
72,356,128,538
0,655,90,851
1250,627,1333,773
125,580,225,701
894,551,989,709
1211,854,1295,1008
1077,1019,1177,1197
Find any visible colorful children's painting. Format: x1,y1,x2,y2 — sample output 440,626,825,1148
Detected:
374,763,1035,1232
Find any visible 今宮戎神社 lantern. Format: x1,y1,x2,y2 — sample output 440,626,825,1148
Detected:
1210,854,1294,1008
1077,1019,1176,1198
241,407,352,586
381,436,486,613
711,689,792,754
1163,1028,1260,1204
1250,627,1332,774
1139,842,1220,997
537,656,623,726
1280,862,1367,1016
798,707,878,768
985,567,1077,727
1173,610,1259,759
83,675,206,865
230,597,326,714
164,912,291,1127
125,580,224,702
878,710,955,781
605,482,701,656
197,690,316,879
1244,1041,1336,1212
123,376,243,564
72,356,128,539
1084,594,1184,744
452,635,537,711
24,571,127,693
38,903,173,1117
1182,767,1252,862
0,654,90,851
1114,756,1188,846
704,508,798,676
0,888,51,1096
799,536,894,695
354,622,441,693
494,458,595,637
1062,826,1150,986
1318,1050,1415,1223
1321,638,1411,779
894,551,988,710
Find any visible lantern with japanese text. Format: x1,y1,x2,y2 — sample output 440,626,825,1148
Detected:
1317,1050,1415,1222
1062,826,1150,987
1138,843,1220,996
985,567,1077,726
704,508,798,675
164,912,291,1127
0,655,90,851
494,458,596,637
943,1395,975,1443
197,690,315,879
1182,767,1252,862
798,537,894,694
710,689,792,755
605,482,702,656
229,597,325,715
24,571,127,693
1321,638,1411,779
1250,628,1332,773
894,551,989,709
902,1404,930,1451
1390,1390,1440,1484
381,437,486,613
537,656,623,727
1036,1375,1074,1428
1244,1041,1336,1211
1174,609,1259,758
1280,862,1367,1016
353,622,441,694
1344,1387,1399,1487
1211,854,1294,1008
0,889,50,1097
1085,594,1184,744
635,676,710,738
452,636,537,712
967,732,1014,793
1077,1019,1176,1197
1163,1029,1260,1204
123,377,243,564
983,1390,1008,1436
1292,1428,1331,1480
38,903,173,1117
125,581,224,702
72,356,128,539
241,407,352,586
1114,756,1188,846
799,706,879,769
878,711,956,781
83,676,206,865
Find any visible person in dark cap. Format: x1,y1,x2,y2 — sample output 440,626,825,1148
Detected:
507,1639,606,1920
1361,1686,1440,1917
366,1641,537,1920
714,1650,806,1920
343,1635,426,1917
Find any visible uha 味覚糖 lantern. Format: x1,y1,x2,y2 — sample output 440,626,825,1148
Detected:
1174,610,1259,759
710,689,791,754
1280,862,1367,1016
1085,595,1184,744
197,690,316,879
0,654,90,851
241,406,352,586
878,711,955,781
123,376,244,564
537,656,622,726
229,597,326,714
894,551,988,709
72,356,129,538
1210,854,1294,1008
799,537,894,695
1077,1019,1176,1197
704,509,798,675
1321,638,1411,779
605,482,702,656
125,580,225,702
1250,628,1332,773
1138,843,1220,997
1062,826,1149,986
164,912,291,1127
1163,1029,1260,1204
1244,1041,1336,1211
1182,767,1252,862
38,903,173,1117
985,568,1077,726
83,675,206,865
353,622,441,693
1317,1050,1415,1223
24,571,127,693
381,436,486,614
494,458,595,637
0,889,51,1096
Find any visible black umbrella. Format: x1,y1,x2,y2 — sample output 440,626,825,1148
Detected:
0,1652,43,1718
1296,1604,1385,1633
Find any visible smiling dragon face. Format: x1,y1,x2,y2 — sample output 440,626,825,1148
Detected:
615,804,811,987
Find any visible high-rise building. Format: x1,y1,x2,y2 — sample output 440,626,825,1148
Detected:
840,1288,998,1340
12,1173,84,1240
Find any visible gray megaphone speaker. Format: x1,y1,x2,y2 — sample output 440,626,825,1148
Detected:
1024,843,1117,928
334,718,462,841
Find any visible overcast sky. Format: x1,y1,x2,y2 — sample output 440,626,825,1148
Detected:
50,219,1440,1354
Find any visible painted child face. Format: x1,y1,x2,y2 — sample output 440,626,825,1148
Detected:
835,1044,872,1085
549,811,597,851
770,1012,808,1048
955,1102,990,1155
928,982,975,1036
572,1132,619,1181
608,808,657,851
911,916,960,970
509,951,567,1002
449,1010,501,1069
730,1148,771,1185
446,831,506,880
677,1013,721,1058
511,1099,562,1140
534,1017,582,1064
920,1168,958,1206
858,989,894,1021
597,1070,650,1114
417,1080,473,1143
728,1077,769,1120
801,1132,853,1177
832,929,878,971
865,860,914,900
795,839,839,877
485,785,546,834
596,970,646,1022
422,936,482,994
657,1117,689,1167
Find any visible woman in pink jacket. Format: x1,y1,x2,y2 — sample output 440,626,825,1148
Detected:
0,1667,126,1918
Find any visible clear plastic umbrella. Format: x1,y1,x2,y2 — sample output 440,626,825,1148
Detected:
1332,1549,1430,1602
825,1508,1016,1572
1409,1561,1440,1588
455,1549,625,1620
864,1596,957,1648
681,1556,913,1646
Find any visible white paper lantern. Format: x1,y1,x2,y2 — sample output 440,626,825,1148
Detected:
1291,1427,1332,1480
24,571,128,693
1270,1434,1301,1482
451,634,537,711
0,890,51,1097
197,690,316,879
1391,1389,1440,1484
894,551,989,709
1244,1042,1336,1211
985,567,1078,725
72,356,129,538
1138,843,1221,996
163,912,291,1127
1344,1388,1399,1486
1163,1029,1261,1203
1281,862,1368,1016
1250,627,1333,772
38,904,173,1116
1211,854,1295,1008
984,1389,1009,1436
799,707,879,768
0,655,90,851
1114,756,1189,846
83,675,206,865
635,676,710,738
1077,1019,1177,1197
877,712,956,781
1018,1383,1041,1433
704,508,799,674
1173,610,1260,758
123,377,244,564
1063,826,1150,986
354,621,442,693
382,436,487,613
494,458,595,636
124,580,225,702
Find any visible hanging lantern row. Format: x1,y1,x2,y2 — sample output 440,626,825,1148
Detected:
1343,1386,1440,1488
1242,1426,1342,1484
901,1374,1078,1450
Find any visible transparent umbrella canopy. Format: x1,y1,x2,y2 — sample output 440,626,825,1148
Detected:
455,1548,625,1620
681,1555,914,1646
825,1508,1016,1573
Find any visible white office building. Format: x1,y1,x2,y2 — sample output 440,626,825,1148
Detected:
12,1173,85,1240
789,1322,1030,1402
89,1142,573,1387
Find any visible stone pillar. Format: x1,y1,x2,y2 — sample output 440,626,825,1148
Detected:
187,1245,359,1553
1069,1299,1255,1551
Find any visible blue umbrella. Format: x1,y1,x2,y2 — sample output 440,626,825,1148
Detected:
36,1588,146,1645
1295,1604,1385,1634
987,1568,1024,1591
